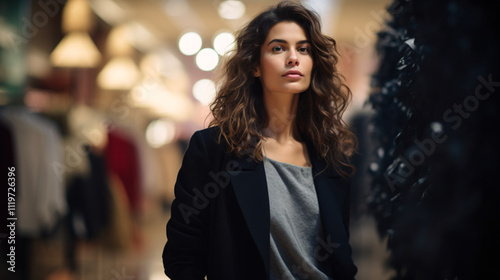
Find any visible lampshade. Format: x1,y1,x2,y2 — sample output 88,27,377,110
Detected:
106,26,133,56
62,0,94,33
97,57,140,90
50,32,101,68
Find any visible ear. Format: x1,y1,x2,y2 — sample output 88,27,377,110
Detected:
253,66,261,77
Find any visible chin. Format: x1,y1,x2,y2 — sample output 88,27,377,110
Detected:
264,84,310,95
287,86,309,94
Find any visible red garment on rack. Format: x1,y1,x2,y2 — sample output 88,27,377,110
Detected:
104,130,141,213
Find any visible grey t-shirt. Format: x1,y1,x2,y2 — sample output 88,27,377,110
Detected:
264,156,333,280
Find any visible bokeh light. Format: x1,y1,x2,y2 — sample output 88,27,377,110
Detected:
192,79,216,105
213,32,235,56
218,1,246,20
145,119,176,148
195,48,219,71
178,31,202,55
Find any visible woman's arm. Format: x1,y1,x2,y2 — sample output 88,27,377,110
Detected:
163,131,211,280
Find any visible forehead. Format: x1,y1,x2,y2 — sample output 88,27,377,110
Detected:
264,21,308,43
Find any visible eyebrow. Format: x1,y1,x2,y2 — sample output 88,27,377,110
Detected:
267,39,311,46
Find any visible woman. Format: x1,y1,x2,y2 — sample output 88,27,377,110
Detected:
163,1,358,279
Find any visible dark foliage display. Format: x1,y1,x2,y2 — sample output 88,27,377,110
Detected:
368,0,500,279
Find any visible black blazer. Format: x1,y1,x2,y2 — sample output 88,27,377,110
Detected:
163,127,357,280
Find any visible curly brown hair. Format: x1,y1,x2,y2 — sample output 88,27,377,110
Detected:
209,1,357,177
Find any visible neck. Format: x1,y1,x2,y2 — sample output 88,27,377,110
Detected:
262,91,301,143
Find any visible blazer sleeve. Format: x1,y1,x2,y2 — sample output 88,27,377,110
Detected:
342,178,352,237
163,131,211,280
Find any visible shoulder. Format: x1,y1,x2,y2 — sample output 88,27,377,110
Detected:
191,126,221,141
185,126,228,161
189,126,223,149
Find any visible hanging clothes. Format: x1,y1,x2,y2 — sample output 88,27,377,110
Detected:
0,118,16,261
66,146,111,239
0,107,67,237
104,129,141,213
97,173,133,252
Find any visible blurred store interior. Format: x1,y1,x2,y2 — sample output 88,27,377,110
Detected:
0,0,394,279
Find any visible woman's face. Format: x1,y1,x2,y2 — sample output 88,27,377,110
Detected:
254,21,313,96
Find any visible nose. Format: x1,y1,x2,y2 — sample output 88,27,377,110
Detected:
287,50,299,66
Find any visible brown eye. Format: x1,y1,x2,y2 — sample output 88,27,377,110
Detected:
298,47,310,54
272,46,284,52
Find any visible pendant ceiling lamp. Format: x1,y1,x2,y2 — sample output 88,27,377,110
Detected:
50,0,101,68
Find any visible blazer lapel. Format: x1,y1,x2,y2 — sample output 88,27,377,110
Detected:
306,139,347,229
228,140,348,276
314,173,347,240
306,139,351,268
228,156,270,275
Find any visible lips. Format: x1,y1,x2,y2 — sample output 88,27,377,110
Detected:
282,70,303,78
